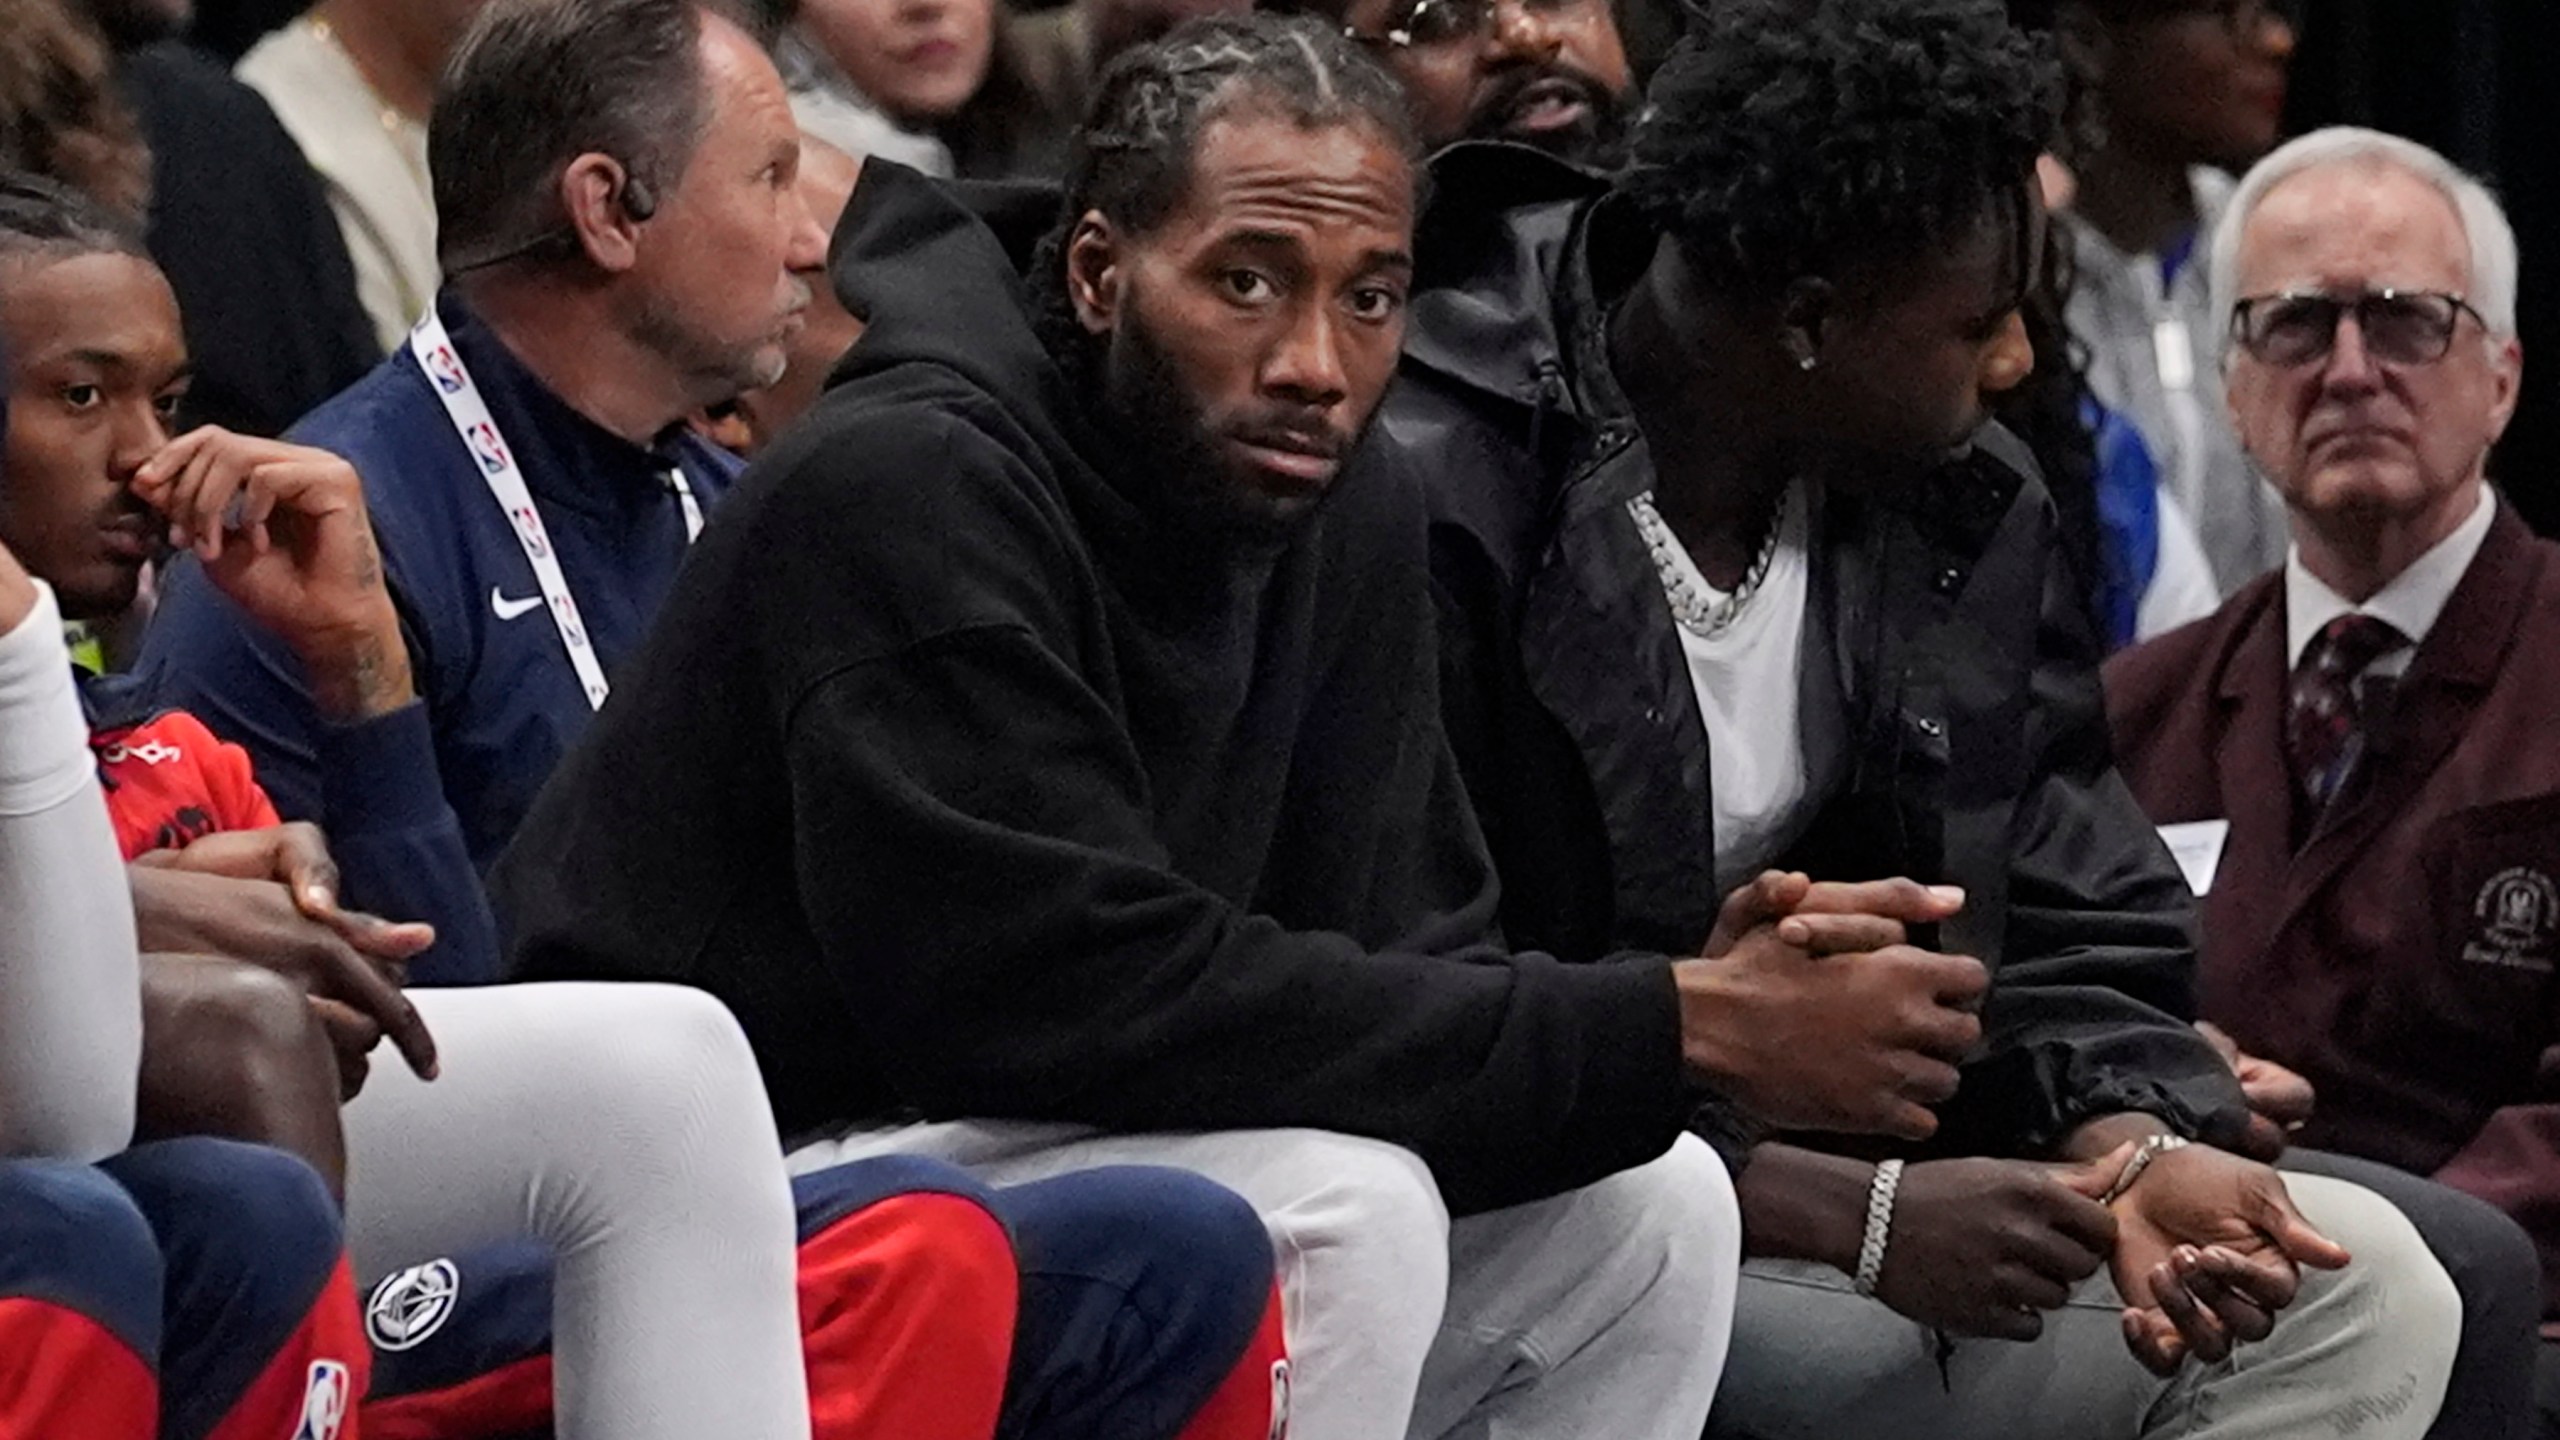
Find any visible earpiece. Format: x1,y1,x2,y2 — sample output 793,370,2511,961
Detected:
620,174,658,222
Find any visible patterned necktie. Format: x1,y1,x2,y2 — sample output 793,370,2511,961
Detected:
2284,613,2408,810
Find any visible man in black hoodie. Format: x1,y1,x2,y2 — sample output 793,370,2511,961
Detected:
496,14,2015,1437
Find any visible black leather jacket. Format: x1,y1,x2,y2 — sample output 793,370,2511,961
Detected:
1391,145,2250,1160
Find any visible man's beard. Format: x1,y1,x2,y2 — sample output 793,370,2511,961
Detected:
1096,300,1361,547
1461,62,1632,170
629,280,808,411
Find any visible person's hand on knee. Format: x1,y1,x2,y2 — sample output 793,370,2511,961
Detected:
2096,1135,2352,1374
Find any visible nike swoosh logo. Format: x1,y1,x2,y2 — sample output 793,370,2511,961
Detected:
490,587,544,621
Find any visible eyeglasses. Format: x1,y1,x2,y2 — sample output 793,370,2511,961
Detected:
1345,0,1590,51
2228,289,2486,368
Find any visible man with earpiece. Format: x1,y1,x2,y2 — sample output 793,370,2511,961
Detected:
137,0,826,986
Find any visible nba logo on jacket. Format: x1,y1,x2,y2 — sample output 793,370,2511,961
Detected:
294,1359,352,1440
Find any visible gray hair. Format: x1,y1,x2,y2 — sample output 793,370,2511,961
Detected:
430,0,749,275
2209,125,2519,350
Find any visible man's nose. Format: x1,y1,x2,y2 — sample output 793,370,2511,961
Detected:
111,403,172,483
2319,312,2385,393
785,189,829,274
1263,305,1351,409
1486,0,1566,60
2254,7,2297,61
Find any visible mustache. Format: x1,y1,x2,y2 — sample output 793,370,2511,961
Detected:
1225,417,1348,460
1468,61,1618,135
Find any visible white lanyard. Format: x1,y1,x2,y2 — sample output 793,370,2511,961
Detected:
408,312,701,712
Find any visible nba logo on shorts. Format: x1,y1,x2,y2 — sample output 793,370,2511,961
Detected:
294,1359,351,1440
468,421,512,476
426,346,468,395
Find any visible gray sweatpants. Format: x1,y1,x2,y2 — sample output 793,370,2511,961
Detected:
787,1123,1742,1440
1706,1170,2462,1439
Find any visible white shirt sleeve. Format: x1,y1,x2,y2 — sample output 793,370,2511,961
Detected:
0,581,140,1160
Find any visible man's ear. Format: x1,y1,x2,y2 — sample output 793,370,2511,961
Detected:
561,152,643,274
1778,276,1836,372
1065,211,1122,336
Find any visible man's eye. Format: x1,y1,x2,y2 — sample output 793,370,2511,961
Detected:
1222,270,1276,303
153,392,184,421
60,383,102,411
1347,286,1405,322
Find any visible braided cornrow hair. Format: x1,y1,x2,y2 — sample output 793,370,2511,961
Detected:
1028,12,1420,371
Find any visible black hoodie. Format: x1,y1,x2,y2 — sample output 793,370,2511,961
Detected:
493,162,1704,1215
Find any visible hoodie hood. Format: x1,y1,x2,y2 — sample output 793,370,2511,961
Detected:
824,160,1069,428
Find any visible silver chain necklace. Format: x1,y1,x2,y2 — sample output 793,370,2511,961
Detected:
1627,487,1789,639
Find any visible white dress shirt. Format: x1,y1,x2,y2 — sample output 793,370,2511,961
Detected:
2284,484,2499,677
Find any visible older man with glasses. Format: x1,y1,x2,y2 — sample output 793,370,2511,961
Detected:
1261,0,1632,168
2109,125,2559,1440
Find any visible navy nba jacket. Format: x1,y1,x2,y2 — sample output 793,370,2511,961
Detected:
138,290,739,983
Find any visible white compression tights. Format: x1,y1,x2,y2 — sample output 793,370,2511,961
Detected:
340,982,812,1440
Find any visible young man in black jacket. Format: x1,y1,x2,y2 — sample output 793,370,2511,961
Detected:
492,14,2041,1437
1393,1,2485,1435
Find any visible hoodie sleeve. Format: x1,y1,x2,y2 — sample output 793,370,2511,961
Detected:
138,556,497,984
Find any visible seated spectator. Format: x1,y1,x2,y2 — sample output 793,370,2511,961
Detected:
2107,126,2557,1436
1998,2,2220,648
1010,0,1251,141
237,0,487,356
3,397,366,1440
1391,1,2473,1434
2052,0,2297,601
777,0,1075,178
142,0,832,982
701,134,867,455
1266,0,1632,168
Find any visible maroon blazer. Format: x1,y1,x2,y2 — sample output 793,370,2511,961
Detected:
2106,503,2560,1319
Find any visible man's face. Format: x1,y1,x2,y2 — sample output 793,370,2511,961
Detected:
2222,162,2520,541
1338,0,1630,165
1780,190,2042,476
623,16,828,410
2090,0,2295,173
0,251,186,621
718,137,868,454
1073,112,1415,537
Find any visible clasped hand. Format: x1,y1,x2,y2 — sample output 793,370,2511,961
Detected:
131,822,438,1097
